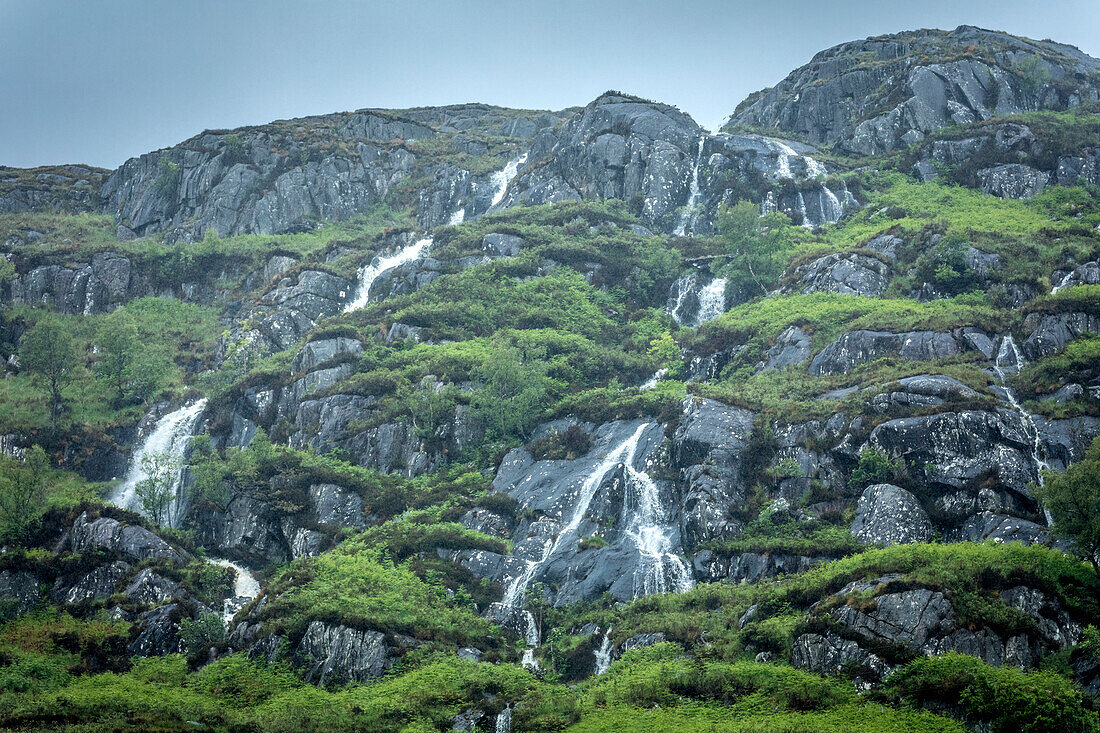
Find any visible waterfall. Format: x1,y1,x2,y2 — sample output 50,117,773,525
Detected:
495,706,512,733
594,628,613,675
668,271,699,325
623,465,694,596
1051,271,1075,294
110,399,207,527
673,137,706,237
344,237,431,312
993,336,1052,488
640,368,668,391
207,558,261,625
496,424,653,666
490,153,528,208
821,185,843,223
448,208,466,225
695,277,728,324
768,139,826,181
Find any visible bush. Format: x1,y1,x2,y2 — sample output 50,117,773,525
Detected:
882,652,1098,732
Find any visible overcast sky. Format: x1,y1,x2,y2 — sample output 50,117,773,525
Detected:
2,0,1099,169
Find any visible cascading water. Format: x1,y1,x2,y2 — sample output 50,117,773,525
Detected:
993,336,1052,489
623,465,694,596
448,208,466,225
668,271,699,325
1051,271,1075,294
110,399,207,527
496,424,653,669
640,368,668,391
344,237,431,312
490,153,528,208
673,137,706,237
593,628,613,675
495,706,512,733
207,558,261,625
695,277,728,324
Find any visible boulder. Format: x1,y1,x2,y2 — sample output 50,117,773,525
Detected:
850,484,933,545
295,621,390,685
809,330,968,376
0,570,41,617
70,512,190,565
784,251,890,296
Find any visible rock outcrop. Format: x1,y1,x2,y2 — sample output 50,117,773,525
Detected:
727,26,1100,155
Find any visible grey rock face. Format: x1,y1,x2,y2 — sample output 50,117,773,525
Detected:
760,326,812,371
868,410,1038,512
979,164,1050,199
869,374,980,413
482,233,525,258
9,252,133,315
0,164,107,214
309,483,365,529
784,250,891,296
53,560,132,604
500,92,702,231
0,570,41,617
295,621,390,685
1052,261,1100,290
620,632,667,652
809,330,971,376
728,26,1100,155
70,512,190,565
850,484,933,545
1023,312,1100,360
674,398,756,548
693,549,832,583
124,568,184,605
291,338,363,374
792,574,1082,676
129,603,188,656
948,512,1050,545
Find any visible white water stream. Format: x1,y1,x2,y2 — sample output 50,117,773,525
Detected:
993,336,1052,490
673,137,706,237
490,154,528,208
593,628,613,675
207,558,261,625
695,277,728,324
495,706,512,733
109,399,207,527
344,237,432,312
624,464,694,596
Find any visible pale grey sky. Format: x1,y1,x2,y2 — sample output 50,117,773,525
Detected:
2,0,1098,169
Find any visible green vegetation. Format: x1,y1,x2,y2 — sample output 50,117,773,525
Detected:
1036,437,1100,573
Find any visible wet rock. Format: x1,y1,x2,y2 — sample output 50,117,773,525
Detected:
851,484,933,545
482,233,525,257
620,632,666,652
52,561,131,604
0,570,42,617
124,568,184,605
1022,312,1100,360
809,330,969,376
792,631,892,679
979,164,1050,199
295,621,390,685
674,398,756,547
759,326,812,371
291,337,362,374
70,512,190,565
869,410,1037,506
784,250,890,296
947,512,1050,545
869,374,979,412
309,483,365,529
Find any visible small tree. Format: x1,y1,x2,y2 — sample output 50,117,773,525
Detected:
19,316,79,431
0,446,50,541
849,448,899,490
647,331,684,379
718,200,792,297
1034,438,1100,574
474,341,548,440
96,306,140,406
179,611,226,656
135,451,182,527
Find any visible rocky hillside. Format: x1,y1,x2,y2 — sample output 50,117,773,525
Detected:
1,24,1100,733
727,25,1100,155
